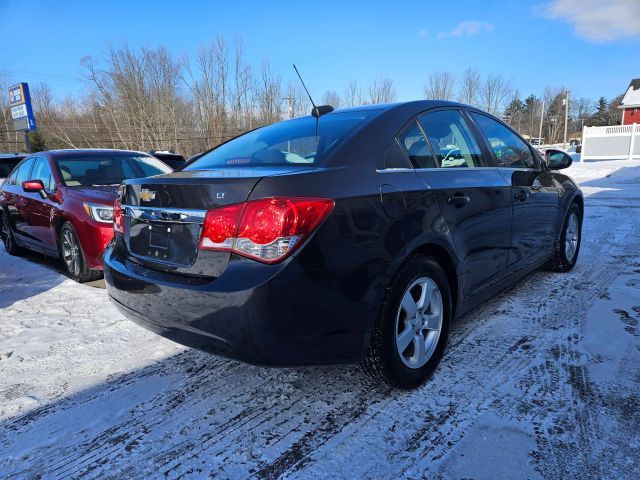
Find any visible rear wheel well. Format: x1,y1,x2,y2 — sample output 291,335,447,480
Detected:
411,243,458,317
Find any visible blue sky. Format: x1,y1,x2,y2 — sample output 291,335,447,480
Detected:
0,0,638,103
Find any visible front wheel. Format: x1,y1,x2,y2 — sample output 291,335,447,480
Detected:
361,255,451,389
59,222,102,283
545,203,582,273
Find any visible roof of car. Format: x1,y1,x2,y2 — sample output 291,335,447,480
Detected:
44,149,150,159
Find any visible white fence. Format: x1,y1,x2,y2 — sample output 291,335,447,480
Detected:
581,123,639,161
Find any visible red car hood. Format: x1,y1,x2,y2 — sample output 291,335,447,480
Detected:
67,185,119,205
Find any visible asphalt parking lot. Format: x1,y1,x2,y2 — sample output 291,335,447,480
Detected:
1,161,639,479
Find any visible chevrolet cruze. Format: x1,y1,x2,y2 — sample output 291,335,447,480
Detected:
0,150,171,282
104,101,583,388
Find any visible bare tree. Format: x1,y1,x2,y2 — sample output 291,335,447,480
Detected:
423,71,457,100
457,67,481,105
321,90,342,109
368,78,396,104
344,80,361,107
479,74,513,115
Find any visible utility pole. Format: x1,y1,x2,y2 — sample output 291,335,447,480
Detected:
24,131,32,153
563,90,570,150
282,97,294,119
538,100,545,147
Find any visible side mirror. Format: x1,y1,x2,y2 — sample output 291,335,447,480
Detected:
22,179,47,199
545,149,573,170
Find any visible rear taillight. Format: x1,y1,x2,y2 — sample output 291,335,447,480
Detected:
199,197,334,264
113,197,125,234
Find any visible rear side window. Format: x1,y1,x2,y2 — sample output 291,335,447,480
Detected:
14,158,34,186
31,157,55,191
398,121,436,169
380,138,412,169
470,113,536,168
418,110,484,168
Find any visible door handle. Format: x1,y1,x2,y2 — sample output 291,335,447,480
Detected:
447,195,470,207
514,190,527,202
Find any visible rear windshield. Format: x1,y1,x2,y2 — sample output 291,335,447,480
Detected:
185,110,378,170
56,155,171,187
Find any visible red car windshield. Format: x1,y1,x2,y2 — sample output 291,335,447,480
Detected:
56,155,171,187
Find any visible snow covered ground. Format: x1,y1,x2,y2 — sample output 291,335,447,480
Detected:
1,160,640,479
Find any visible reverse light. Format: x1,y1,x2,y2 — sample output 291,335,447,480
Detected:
199,197,334,264
113,197,125,234
84,202,114,223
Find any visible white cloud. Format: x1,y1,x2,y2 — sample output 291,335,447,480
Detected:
418,29,428,38
545,0,640,42
437,20,493,39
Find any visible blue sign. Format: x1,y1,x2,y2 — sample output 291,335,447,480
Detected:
8,83,37,132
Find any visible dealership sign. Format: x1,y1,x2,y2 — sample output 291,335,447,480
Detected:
8,83,37,132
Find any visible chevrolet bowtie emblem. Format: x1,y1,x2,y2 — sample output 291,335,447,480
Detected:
139,189,156,202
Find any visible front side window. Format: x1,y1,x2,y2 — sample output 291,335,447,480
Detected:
30,157,55,192
418,110,484,168
470,113,536,168
185,110,380,170
14,158,35,186
56,155,171,187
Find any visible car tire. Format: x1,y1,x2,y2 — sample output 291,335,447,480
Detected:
361,255,451,389
545,202,582,273
1,212,24,256
59,222,102,283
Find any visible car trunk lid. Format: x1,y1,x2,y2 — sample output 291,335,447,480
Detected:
120,167,311,276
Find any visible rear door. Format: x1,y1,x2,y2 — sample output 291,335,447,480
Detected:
405,109,513,299
24,156,57,251
468,112,558,272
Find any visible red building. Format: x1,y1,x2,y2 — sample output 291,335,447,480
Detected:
619,78,640,125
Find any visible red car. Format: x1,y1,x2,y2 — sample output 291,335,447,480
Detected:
0,149,171,282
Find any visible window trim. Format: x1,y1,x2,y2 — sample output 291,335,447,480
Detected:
465,110,541,171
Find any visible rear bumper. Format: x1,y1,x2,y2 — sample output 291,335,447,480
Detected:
103,244,383,366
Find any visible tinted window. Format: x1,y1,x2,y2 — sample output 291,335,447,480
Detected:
56,155,171,187
186,111,379,170
380,139,412,169
418,110,483,168
470,113,536,168
0,158,22,179
14,158,34,186
31,157,55,191
398,121,436,169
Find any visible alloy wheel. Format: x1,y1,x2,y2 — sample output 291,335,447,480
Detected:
61,229,81,277
395,277,443,369
565,212,579,262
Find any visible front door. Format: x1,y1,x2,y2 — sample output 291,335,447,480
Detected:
400,109,513,299
468,112,559,272
3,157,35,242
25,156,58,252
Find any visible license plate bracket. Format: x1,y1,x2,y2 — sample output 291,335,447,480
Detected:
149,224,170,250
